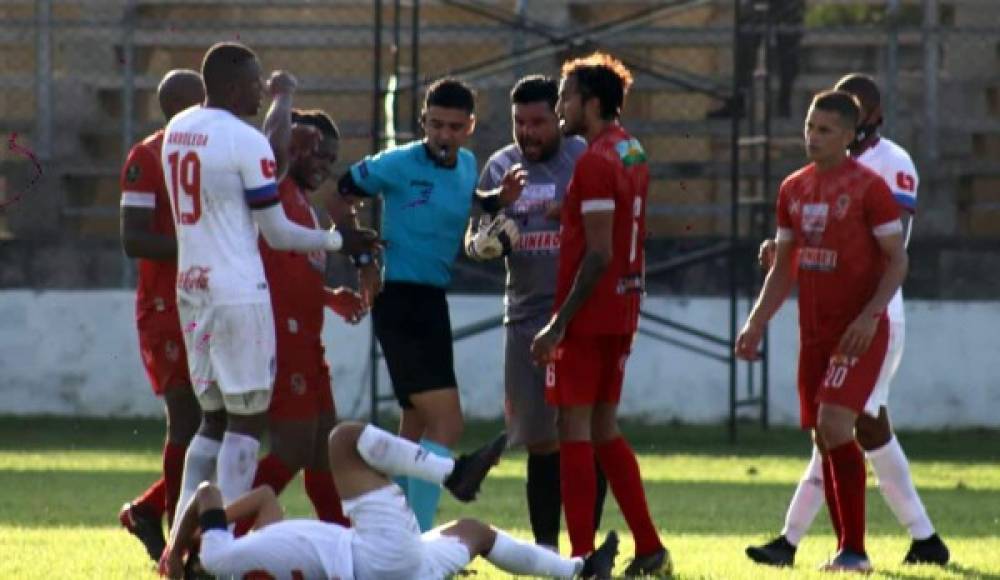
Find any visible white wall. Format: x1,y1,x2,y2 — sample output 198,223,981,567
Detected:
1,291,997,428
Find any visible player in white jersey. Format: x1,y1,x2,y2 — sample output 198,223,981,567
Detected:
160,424,619,580
163,42,378,534
747,74,949,567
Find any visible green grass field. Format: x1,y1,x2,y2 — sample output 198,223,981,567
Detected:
0,416,997,579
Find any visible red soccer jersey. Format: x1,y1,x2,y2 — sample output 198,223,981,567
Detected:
259,178,327,339
119,130,179,322
776,157,901,343
555,124,648,336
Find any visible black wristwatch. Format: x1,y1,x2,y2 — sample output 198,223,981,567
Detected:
351,252,374,268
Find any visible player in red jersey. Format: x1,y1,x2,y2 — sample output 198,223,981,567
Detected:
238,94,365,533
530,52,670,577
736,90,909,573
118,69,205,562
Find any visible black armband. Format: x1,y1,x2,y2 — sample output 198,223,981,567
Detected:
199,508,228,532
338,171,371,198
479,193,502,215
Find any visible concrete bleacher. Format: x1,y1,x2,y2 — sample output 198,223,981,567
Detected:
1,0,998,290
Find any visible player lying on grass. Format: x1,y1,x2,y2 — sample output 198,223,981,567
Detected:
160,422,619,579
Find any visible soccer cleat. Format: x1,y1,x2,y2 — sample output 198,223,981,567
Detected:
903,533,950,565
579,531,619,579
819,549,873,573
622,546,673,578
746,534,797,567
444,432,507,502
119,502,166,563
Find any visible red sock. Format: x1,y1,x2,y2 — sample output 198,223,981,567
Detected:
821,454,843,547
133,478,166,521
560,440,596,556
595,437,663,556
304,469,349,527
234,454,297,536
163,441,187,527
828,441,867,554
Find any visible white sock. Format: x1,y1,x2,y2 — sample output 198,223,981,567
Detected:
217,431,261,506
486,530,583,578
172,434,221,535
780,445,825,546
866,436,935,539
356,425,454,484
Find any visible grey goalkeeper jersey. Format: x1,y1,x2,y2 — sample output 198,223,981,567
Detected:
478,136,586,323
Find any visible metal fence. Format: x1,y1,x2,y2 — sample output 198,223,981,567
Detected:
0,0,998,291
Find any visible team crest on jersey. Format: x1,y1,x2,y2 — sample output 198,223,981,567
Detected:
615,138,647,167
290,373,307,395
125,163,141,184
834,194,852,220
164,340,181,362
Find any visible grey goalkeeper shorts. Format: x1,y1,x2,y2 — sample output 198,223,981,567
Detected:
504,315,558,448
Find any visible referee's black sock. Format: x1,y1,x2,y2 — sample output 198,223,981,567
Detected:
527,451,561,548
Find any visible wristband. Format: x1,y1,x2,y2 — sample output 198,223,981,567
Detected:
479,193,502,215
325,229,343,252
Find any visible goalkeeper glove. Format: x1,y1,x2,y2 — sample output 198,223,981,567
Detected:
466,213,519,260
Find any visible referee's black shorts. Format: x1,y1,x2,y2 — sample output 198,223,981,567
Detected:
372,281,458,408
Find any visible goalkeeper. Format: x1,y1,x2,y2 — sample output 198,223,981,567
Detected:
465,75,608,551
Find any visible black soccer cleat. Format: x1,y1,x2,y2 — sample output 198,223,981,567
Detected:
444,432,507,502
118,502,166,563
579,531,619,579
903,533,950,565
746,534,797,567
623,546,673,578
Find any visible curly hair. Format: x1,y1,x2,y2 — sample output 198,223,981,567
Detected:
560,52,634,119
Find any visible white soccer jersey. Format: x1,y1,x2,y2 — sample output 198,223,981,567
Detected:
857,136,918,323
162,106,279,306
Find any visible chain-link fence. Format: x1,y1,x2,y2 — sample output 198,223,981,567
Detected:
1,0,998,295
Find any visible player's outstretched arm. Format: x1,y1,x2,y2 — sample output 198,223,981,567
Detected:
263,70,298,182
736,239,796,361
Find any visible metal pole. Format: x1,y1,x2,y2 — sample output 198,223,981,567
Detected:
35,0,53,160
410,0,420,135
728,0,742,443
121,0,137,289
760,0,773,429
885,0,900,138
922,0,939,166
370,0,384,426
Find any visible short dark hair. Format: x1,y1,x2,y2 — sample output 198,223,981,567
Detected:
561,52,634,120
834,73,881,112
292,109,340,140
201,42,257,98
511,75,558,110
424,78,475,114
811,90,861,128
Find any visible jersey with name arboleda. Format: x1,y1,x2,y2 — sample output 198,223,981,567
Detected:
555,125,648,337
856,136,918,324
776,157,901,344
162,106,279,306
350,141,477,288
479,136,587,323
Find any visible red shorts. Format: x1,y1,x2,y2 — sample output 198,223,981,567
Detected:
269,331,334,421
798,317,890,429
545,333,633,407
137,313,191,396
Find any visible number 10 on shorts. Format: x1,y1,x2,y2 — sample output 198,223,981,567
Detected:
822,355,858,389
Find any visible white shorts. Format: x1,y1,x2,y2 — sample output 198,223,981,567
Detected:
346,485,471,580
178,301,276,414
863,319,904,417
200,519,354,580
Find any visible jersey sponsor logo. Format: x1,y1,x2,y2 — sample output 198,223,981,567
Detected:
260,158,277,179
616,273,644,295
798,247,838,271
177,265,211,293
615,138,647,167
801,203,828,245
167,132,208,147
402,179,434,209
514,230,560,253
125,162,141,184
513,183,557,216
896,171,916,192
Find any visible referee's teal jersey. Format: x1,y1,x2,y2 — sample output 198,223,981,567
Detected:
349,141,477,287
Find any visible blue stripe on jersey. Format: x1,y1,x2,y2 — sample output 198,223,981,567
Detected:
245,182,278,204
893,192,916,211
